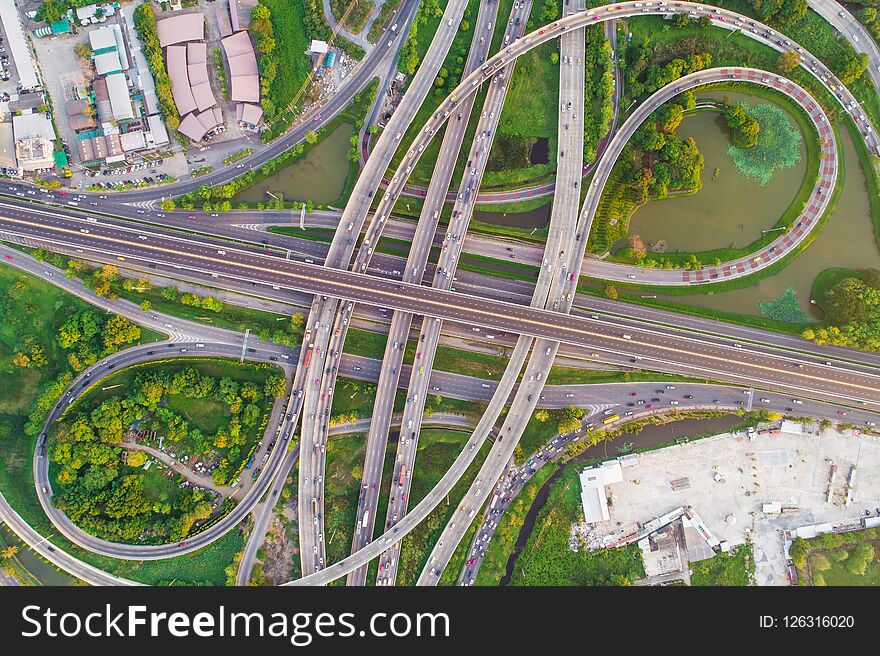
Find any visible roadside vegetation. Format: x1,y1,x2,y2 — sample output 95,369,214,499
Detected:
133,3,180,132
386,0,479,186
508,466,645,585
583,24,616,165
691,542,754,585
367,0,403,43
804,267,880,351
49,359,285,544
790,527,880,585
485,0,561,189
329,0,375,34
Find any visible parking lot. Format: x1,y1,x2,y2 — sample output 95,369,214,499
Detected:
597,425,880,585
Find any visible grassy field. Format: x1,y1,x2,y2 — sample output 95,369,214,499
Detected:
508,465,645,585
485,42,559,188
690,542,754,585
260,0,312,134
111,280,303,342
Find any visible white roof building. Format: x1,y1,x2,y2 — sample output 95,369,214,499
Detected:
89,25,118,52
0,0,40,90
120,130,146,152
147,114,169,146
105,73,134,121
579,460,623,524
309,39,329,54
94,50,123,75
12,113,54,141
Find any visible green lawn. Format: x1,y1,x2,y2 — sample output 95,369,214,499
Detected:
260,0,312,138
509,465,645,585
690,542,754,585
484,4,560,189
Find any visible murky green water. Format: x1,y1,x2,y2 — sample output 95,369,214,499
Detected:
657,126,878,319
0,523,74,585
234,123,355,205
627,91,807,252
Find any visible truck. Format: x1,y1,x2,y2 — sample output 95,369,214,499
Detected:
361,510,370,530
399,464,406,487
244,454,256,469
302,343,314,368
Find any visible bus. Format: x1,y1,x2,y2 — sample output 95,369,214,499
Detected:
361,510,370,530
399,464,406,487
490,494,499,510
312,498,318,517
602,414,620,425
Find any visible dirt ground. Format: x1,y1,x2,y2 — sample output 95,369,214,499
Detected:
260,502,298,585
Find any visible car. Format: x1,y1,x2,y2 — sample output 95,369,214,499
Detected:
187,215,196,220
629,392,638,397
3,255,10,261
838,411,847,416
313,114,321,121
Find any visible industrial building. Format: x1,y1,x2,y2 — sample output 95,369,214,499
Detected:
0,0,41,90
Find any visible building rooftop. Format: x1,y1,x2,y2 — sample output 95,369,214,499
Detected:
105,73,134,121
0,0,40,89
94,50,123,75
579,460,623,524
155,13,204,47
89,25,118,52
12,112,54,141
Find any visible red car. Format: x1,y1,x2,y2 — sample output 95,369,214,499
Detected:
187,215,196,220
838,411,847,416
373,483,378,490
3,255,11,261
179,542,187,547
629,392,638,397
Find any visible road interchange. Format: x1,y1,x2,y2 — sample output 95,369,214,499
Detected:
2,0,880,585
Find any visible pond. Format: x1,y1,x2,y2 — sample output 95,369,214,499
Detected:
233,123,355,205
474,202,550,229
656,125,879,320
626,90,808,253
529,137,550,165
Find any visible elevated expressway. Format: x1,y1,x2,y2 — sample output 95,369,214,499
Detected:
296,0,475,576
0,2,876,572
416,66,834,585
344,0,515,586
374,0,587,586
282,2,879,585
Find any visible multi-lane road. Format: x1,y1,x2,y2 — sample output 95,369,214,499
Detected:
3,0,880,586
